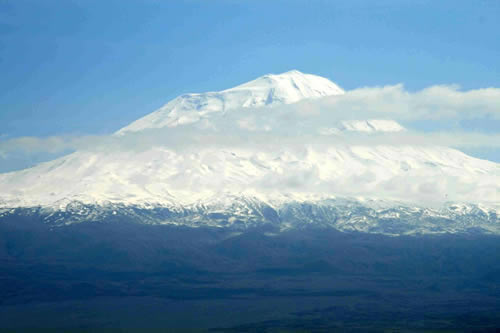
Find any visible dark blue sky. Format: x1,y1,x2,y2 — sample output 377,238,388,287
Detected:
0,0,499,139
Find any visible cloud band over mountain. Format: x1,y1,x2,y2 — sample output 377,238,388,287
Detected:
1,83,499,162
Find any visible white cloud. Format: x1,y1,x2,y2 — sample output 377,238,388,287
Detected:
0,135,103,155
1,83,499,169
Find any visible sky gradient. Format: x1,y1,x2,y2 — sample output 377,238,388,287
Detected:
0,0,499,171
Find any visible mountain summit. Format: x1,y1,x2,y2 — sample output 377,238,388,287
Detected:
0,71,499,235
118,70,344,133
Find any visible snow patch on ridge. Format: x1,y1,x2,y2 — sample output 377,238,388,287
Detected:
319,119,405,135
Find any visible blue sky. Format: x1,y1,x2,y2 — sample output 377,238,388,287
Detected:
0,0,499,171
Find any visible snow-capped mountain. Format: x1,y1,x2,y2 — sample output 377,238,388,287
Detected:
118,70,344,133
0,70,499,235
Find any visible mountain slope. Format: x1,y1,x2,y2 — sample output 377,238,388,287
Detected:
0,70,498,235
0,144,498,208
118,70,344,134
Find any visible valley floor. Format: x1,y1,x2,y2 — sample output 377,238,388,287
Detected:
0,217,499,332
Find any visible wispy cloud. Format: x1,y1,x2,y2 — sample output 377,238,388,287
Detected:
1,83,499,168
0,135,103,156
307,84,500,121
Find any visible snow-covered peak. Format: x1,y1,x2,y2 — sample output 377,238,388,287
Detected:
320,120,406,135
340,120,405,133
1,69,499,235
117,70,344,134
227,70,344,102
